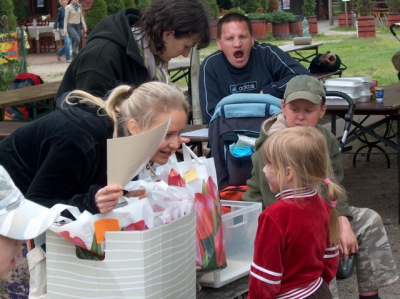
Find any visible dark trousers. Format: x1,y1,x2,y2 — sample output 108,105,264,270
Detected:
304,281,333,299
67,23,82,59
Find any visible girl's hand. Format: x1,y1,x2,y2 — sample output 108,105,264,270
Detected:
83,27,87,33
95,185,123,214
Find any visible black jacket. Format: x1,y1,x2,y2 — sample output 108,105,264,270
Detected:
56,8,149,99
0,93,114,214
53,6,65,30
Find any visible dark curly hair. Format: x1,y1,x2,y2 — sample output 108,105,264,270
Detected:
138,0,210,54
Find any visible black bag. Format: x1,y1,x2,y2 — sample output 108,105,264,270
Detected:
308,52,347,73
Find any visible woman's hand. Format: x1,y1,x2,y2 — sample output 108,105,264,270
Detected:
95,185,123,214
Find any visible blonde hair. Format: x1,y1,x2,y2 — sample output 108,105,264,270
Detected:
65,82,189,138
262,126,344,245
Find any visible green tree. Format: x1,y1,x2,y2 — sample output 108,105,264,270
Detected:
266,0,279,12
12,0,29,24
107,0,125,15
217,0,233,10
0,0,17,30
86,0,107,32
202,0,220,19
241,0,260,13
135,0,151,10
123,0,136,8
302,0,316,17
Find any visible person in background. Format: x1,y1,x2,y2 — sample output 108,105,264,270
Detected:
243,75,398,299
56,0,210,99
0,81,189,215
199,12,310,123
248,126,343,298
0,166,58,281
64,0,87,60
53,0,72,63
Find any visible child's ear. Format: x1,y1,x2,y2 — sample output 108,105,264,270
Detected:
127,119,140,135
319,104,327,118
285,166,293,182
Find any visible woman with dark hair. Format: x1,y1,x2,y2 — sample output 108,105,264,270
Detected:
57,0,210,99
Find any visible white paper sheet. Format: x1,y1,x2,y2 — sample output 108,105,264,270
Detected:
107,120,170,186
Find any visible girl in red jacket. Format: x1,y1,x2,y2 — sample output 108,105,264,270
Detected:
248,126,344,299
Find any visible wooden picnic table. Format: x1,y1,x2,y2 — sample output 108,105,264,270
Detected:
279,41,324,63
326,82,400,223
0,80,60,120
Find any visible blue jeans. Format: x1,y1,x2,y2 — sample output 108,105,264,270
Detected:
57,29,71,61
67,23,82,59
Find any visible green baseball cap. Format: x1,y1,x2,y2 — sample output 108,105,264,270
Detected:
284,75,325,104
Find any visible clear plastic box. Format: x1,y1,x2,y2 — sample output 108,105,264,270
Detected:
198,200,262,288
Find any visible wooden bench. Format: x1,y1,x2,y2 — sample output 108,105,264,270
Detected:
0,122,27,139
311,69,343,81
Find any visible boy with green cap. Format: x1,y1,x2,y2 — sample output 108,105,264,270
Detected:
243,75,398,299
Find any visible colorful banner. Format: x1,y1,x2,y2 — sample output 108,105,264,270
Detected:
37,0,45,8
0,32,19,64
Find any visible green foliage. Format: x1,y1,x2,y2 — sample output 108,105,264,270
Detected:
217,0,233,10
202,0,220,20
267,11,295,24
247,12,266,20
227,7,246,15
107,0,125,15
86,0,107,32
123,0,136,8
12,0,29,23
387,0,400,13
266,0,279,13
302,0,316,17
240,0,260,13
356,0,373,16
0,0,17,31
135,0,151,10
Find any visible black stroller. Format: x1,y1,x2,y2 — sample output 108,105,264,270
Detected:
326,91,357,279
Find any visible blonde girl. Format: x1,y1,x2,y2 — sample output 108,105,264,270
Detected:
248,125,345,299
0,82,189,215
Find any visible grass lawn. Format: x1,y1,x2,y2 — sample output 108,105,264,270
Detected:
196,26,400,87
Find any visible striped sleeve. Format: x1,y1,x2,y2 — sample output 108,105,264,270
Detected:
248,213,284,298
322,243,340,284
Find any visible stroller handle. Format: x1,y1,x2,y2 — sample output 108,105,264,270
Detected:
326,91,356,153
390,23,400,40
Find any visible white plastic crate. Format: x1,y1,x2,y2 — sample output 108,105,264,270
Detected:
198,200,262,288
324,78,362,105
338,77,372,102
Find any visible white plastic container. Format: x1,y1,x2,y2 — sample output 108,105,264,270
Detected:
324,78,362,104
198,200,262,288
337,77,372,102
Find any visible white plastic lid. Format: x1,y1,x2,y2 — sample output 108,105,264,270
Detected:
340,77,372,84
324,78,362,87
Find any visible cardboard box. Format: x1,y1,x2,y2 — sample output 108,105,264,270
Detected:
198,200,262,288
